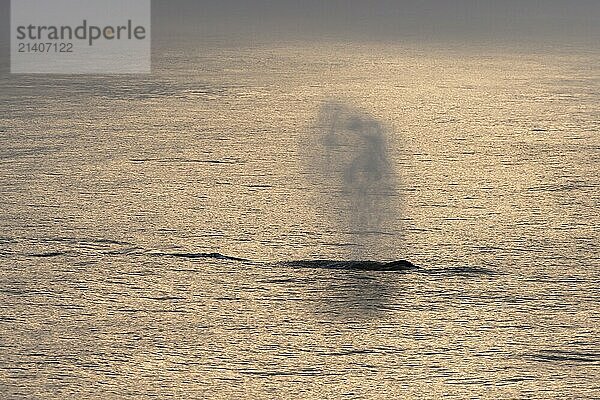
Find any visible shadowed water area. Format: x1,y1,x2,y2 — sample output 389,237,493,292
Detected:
0,43,599,398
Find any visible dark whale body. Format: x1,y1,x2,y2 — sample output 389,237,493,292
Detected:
284,259,419,271
154,252,419,271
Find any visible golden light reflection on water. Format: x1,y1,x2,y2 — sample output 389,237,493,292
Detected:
0,43,598,398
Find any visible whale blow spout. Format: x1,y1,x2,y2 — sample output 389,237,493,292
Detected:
284,259,419,271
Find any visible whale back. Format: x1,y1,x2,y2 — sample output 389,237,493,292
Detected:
284,259,419,271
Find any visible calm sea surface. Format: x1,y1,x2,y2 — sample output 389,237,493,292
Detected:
1,43,599,398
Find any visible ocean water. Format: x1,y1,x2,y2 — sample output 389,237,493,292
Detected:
0,43,599,398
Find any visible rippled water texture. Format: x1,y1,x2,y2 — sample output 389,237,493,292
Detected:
1,43,599,398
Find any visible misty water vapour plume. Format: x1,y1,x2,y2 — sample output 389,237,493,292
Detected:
305,100,399,260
